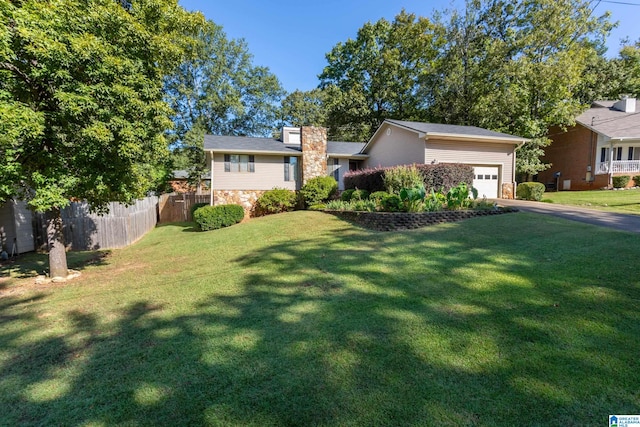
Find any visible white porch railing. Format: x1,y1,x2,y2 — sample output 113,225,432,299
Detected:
597,161,640,174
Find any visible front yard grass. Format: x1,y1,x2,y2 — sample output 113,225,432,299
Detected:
1,211,638,425
543,188,640,214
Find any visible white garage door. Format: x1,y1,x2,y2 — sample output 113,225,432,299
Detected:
473,166,499,198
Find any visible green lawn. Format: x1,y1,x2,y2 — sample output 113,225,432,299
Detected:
543,188,640,214
1,211,638,426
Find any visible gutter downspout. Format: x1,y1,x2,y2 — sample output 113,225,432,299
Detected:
209,151,215,206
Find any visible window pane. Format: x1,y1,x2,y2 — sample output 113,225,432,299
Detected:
239,155,249,172
230,155,239,172
492,175,498,180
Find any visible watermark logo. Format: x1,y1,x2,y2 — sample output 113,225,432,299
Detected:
610,415,640,427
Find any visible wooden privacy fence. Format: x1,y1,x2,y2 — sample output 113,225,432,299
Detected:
34,196,159,251
158,193,209,223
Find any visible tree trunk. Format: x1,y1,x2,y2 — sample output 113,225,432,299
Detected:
46,208,68,279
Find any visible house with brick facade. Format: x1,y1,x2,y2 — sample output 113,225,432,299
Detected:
204,121,527,214
537,97,640,190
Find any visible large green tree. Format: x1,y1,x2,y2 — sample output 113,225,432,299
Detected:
319,10,439,141
164,20,284,184
427,0,612,178
0,0,201,277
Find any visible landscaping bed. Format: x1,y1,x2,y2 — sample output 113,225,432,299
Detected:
326,207,517,231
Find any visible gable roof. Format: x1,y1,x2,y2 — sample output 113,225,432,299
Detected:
362,119,528,153
204,135,302,155
576,100,640,140
204,135,368,157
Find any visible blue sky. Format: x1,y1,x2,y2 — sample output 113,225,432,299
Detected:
179,0,640,94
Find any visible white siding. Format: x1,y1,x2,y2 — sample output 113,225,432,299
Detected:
213,154,297,191
425,139,516,184
364,125,426,168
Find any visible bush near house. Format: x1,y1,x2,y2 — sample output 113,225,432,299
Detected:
612,175,631,188
340,189,356,201
193,204,245,231
300,176,338,206
516,182,545,201
383,165,423,194
344,164,474,194
190,202,209,219
256,188,297,215
633,175,640,187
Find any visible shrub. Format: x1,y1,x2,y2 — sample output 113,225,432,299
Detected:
516,182,545,201
256,188,297,215
343,167,385,192
612,175,631,188
383,165,423,194
326,200,351,211
351,189,370,200
190,202,208,220
341,189,355,201
300,176,338,206
193,204,245,231
380,194,403,212
633,175,640,187
417,163,474,194
369,191,390,203
344,163,475,195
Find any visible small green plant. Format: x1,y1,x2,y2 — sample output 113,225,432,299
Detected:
633,176,640,187
340,189,355,201
369,191,390,204
424,189,446,212
256,188,297,215
383,165,423,195
473,197,497,211
193,204,245,231
612,175,630,188
350,199,377,212
446,182,477,210
399,185,426,212
351,189,370,200
516,182,545,201
380,194,403,212
301,176,338,206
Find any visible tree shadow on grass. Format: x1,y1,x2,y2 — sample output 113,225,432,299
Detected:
0,213,638,425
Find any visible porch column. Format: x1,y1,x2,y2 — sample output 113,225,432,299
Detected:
608,141,614,188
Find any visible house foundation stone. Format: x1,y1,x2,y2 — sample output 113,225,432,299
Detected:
213,190,266,218
501,183,515,199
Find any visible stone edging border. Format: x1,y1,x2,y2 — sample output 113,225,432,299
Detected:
325,207,518,231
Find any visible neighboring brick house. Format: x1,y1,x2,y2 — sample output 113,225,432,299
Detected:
537,97,640,190
205,121,527,215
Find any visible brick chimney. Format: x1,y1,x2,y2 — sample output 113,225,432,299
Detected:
300,126,327,185
613,95,636,113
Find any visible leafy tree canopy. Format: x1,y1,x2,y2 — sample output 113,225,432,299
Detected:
0,0,202,277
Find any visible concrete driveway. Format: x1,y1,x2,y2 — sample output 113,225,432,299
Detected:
493,198,640,233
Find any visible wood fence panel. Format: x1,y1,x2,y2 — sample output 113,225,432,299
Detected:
47,196,159,251
159,193,209,223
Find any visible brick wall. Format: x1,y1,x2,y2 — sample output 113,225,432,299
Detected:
539,124,597,191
